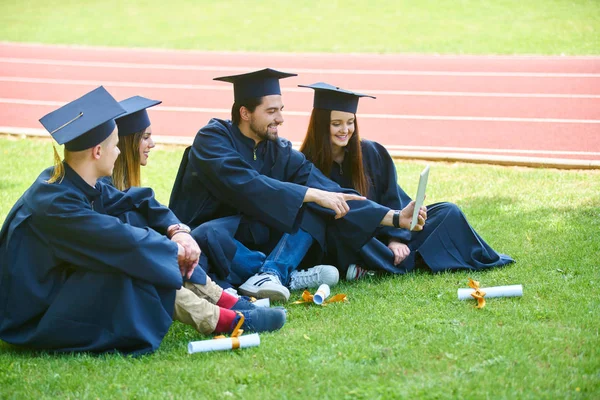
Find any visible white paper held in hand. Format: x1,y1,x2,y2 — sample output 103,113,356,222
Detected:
411,165,430,230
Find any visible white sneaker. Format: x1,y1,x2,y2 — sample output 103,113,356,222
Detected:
238,273,290,302
289,265,339,290
346,264,373,281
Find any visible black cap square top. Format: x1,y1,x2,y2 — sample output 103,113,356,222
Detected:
39,86,125,151
116,96,162,136
214,68,297,102
298,82,375,114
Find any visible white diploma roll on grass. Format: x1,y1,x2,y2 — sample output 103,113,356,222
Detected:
313,284,331,305
253,298,270,307
188,333,261,354
457,284,523,300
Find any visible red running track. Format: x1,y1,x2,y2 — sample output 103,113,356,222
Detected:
1,42,599,167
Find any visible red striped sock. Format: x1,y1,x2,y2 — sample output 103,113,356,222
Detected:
214,308,238,333
216,290,238,309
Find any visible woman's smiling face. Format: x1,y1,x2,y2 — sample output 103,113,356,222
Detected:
329,110,355,150
139,127,155,166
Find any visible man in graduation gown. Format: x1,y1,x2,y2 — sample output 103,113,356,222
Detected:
108,94,286,338
169,69,426,302
0,87,285,356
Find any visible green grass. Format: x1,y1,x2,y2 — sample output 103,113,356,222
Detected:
0,0,598,54
1,136,599,398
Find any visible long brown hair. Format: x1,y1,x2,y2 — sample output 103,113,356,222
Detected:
111,131,144,190
300,108,368,196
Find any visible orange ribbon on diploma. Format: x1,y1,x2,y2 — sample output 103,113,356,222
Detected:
468,278,487,309
188,312,261,354
292,290,348,306
458,279,522,309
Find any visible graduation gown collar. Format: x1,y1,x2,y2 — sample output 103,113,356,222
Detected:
232,124,255,149
333,146,350,164
232,123,268,156
63,162,102,203
332,147,352,186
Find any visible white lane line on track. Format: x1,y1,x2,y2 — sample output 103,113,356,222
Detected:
2,126,598,158
1,98,599,124
1,57,599,78
1,76,599,98
354,114,600,123
2,42,600,61
0,77,233,91
384,145,600,156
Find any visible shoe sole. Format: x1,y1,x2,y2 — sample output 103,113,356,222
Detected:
238,286,290,302
289,281,339,291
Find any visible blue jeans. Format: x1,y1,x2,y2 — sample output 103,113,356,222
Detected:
231,229,313,286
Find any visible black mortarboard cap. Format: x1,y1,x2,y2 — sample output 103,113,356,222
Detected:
116,96,162,136
214,68,297,102
298,82,376,114
39,86,125,151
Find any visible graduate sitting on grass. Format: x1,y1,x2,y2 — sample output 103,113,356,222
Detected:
169,69,427,302
0,87,285,356
108,94,285,337
298,83,514,280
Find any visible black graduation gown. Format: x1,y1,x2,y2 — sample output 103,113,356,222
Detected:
328,140,514,275
100,176,209,285
0,164,182,355
169,118,390,282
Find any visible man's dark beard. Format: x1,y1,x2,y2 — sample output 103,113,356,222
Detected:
250,121,278,142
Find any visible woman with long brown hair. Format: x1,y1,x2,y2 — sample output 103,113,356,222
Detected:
299,82,514,280
111,96,159,190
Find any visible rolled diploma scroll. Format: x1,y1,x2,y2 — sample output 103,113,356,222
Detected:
457,284,523,300
313,284,331,305
188,333,260,354
253,298,270,307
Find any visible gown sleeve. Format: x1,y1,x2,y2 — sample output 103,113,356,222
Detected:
305,155,392,252
34,190,183,289
101,183,180,234
188,123,309,233
368,141,413,243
